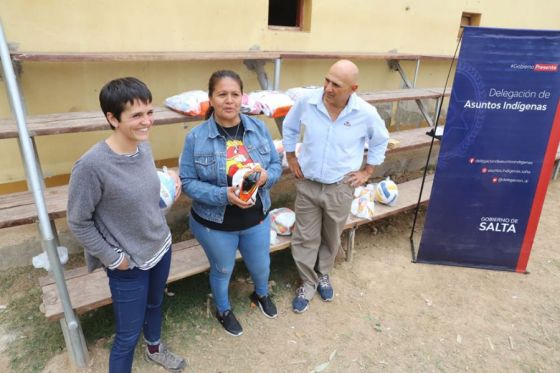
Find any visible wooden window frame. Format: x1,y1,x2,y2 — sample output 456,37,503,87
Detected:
268,0,311,32
458,12,482,40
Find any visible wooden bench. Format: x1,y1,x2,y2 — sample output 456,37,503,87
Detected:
0,87,448,139
10,51,282,63
343,175,433,261
9,50,453,94
0,85,449,229
0,79,446,323
1,48,449,365
0,106,196,139
0,185,68,229
0,125,440,229
11,51,453,62
39,174,433,321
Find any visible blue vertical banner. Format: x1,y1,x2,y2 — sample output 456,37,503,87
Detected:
417,27,560,272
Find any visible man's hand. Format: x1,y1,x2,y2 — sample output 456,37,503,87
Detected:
344,165,375,187
286,152,304,180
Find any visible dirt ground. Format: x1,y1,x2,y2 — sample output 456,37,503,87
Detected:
2,179,560,372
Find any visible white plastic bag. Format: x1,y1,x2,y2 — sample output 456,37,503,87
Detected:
164,90,209,116
350,184,376,220
270,229,278,245
270,207,296,235
32,246,69,271
245,91,294,118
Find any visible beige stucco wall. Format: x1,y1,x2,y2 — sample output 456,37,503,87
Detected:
0,0,558,186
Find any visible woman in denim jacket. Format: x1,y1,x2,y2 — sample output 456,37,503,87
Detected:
179,70,282,336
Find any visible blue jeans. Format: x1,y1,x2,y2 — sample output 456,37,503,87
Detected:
106,248,171,373
190,215,271,313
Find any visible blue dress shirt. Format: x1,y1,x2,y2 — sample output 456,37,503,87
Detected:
282,88,389,184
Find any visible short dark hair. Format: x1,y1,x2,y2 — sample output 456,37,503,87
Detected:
205,70,244,120
99,77,152,129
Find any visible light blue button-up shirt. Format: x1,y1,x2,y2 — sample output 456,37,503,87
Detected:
282,88,389,184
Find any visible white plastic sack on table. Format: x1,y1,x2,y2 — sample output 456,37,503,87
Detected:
351,184,376,220
270,207,296,235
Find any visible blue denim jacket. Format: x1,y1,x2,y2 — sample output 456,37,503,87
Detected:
179,114,282,224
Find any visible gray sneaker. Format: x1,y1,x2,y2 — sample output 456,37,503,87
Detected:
145,343,187,372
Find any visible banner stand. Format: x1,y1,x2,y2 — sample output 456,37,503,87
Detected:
413,27,560,272
409,40,461,263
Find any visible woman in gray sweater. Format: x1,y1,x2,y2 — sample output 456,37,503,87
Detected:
67,77,186,373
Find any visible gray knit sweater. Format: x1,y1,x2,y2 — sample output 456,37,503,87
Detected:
68,141,171,272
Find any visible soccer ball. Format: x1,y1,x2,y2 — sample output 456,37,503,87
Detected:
375,177,398,206
157,167,176,211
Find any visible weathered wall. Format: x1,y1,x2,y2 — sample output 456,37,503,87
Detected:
0,1,557,186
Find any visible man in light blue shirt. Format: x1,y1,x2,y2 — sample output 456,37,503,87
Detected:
283,59,389,313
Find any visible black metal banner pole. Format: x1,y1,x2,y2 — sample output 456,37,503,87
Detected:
409,39,462,262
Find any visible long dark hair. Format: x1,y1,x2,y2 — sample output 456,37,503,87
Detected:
205,70,244,120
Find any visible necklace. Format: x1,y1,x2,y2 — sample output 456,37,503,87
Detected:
218,122,242,154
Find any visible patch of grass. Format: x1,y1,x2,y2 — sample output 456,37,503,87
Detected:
161,248,299,338
0,268,66,373
0,268,18,294
0,244,300,372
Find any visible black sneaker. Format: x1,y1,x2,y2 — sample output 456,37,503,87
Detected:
216,309,243,336
249,292,278,319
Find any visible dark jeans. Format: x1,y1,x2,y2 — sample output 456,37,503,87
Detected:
106,248,171,373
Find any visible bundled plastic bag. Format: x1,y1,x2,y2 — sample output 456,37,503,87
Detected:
273,139,285,166
270,229,278,245
32,246,69,271
157,166,176,213
164,90,209,116
270,207,296,235
350,184,376,220
241,93,262,115
232,163,262,204
245,91,294,118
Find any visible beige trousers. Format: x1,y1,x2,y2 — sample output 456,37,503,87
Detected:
291,179,354,300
